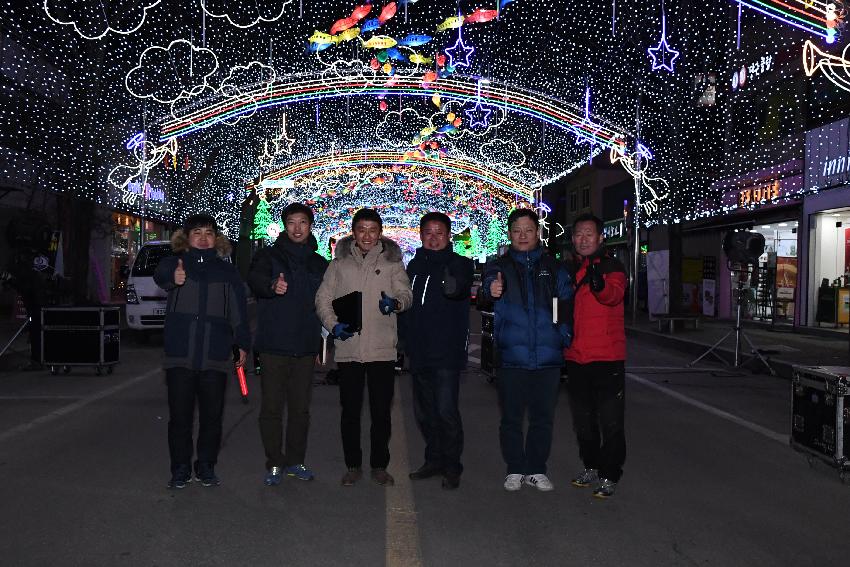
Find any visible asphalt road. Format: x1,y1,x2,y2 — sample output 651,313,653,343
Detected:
1,314,849,566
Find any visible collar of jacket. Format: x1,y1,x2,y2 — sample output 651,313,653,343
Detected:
509,245,543,266
275,231,318,258
575,248,606,267
186,247,218,263
334,235,403,263
414,245,452,263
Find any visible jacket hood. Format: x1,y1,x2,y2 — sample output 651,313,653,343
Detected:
334,235,403,262
170,229,233,258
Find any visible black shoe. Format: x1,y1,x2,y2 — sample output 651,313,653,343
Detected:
408,463,443,480
194,462,220,487
441,473,460,490
168,465,192,489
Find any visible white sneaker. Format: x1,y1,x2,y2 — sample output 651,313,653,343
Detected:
503,474,524,491
524,473,554,491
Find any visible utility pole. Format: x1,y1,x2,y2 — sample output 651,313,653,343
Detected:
631,94,642,325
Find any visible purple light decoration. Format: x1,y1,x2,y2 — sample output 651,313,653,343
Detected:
647,4,679,72
733,1,832,42
636,142,653,162
126,132,145,150
464,101,492,128
445,27,474,69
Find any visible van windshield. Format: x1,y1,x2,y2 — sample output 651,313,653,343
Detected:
132,245,172,277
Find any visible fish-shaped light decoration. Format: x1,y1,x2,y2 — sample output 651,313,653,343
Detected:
409,53,433,65
361,18,381,33
436,15,465,32
335,27,361,42
379,2,397,23
360,35,398,49
330,16,358,35
309,30,338,44
465,8,498,24
397,34,433,47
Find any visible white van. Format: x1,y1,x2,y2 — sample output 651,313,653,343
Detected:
125,240,172,333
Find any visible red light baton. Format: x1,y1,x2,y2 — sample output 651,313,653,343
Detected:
236,365,249,403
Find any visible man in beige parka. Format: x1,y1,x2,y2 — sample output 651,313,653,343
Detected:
315,208,412,487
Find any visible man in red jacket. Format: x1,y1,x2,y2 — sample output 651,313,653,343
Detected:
565,213,627,498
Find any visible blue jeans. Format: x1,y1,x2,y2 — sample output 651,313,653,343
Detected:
497,367,560,475
412,367,464,475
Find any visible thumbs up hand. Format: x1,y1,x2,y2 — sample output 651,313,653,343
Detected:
379,291,398,315
490,271,504,299
273,272,288,295
174,258,186,286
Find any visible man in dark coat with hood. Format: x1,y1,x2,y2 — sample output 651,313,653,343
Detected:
402,212,474,490
248,202,328,486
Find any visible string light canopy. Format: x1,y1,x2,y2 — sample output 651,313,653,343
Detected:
2,0,848,244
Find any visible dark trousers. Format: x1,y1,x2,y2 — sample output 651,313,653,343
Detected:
412,367,464,475
166,367,227,474
497,367,560,475
258,354,315,470
337,361,395,469
566,360,626,482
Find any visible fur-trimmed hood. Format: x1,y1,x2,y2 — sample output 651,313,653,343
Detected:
170,229,233,257
334,235,403,262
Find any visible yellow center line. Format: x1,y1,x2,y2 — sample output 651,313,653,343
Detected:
386,391,423,567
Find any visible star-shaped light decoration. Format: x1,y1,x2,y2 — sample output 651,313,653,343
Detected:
445,27,475,69
271,113,296,156
647,7,679,72
464,101,493,129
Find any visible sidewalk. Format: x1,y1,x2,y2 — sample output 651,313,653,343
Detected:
626,312,849,378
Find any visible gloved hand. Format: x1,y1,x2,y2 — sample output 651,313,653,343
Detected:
379,291,398,315
588,262,605,293
441,265,457,296
332,323,354,340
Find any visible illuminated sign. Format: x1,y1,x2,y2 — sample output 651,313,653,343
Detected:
603,218,626,244
122,181,165,205
732,54,773,90
738,180,780,208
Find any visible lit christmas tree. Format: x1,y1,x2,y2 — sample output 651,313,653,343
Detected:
486,217,505,257
251,197,273,240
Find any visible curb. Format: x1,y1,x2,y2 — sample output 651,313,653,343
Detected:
626,326,796,379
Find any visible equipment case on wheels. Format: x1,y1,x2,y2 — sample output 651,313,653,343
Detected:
790,365,850,481
41,307,121,375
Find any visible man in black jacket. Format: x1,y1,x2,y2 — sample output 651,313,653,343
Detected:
402,212,474,489
248,203,328,486
154,214,251,489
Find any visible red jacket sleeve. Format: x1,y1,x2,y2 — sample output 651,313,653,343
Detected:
593,269,626,306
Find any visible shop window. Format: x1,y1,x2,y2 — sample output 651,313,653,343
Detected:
581,186,590,208
810,208,850,327
569,191,577,212
758,87,797,142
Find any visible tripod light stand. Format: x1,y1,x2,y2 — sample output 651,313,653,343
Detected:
688,264,775,375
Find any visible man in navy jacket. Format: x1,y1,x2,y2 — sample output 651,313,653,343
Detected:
402,212,474,489
248,203,328,486
481,208,573,492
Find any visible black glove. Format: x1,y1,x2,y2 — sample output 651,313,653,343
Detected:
441,265,457,296
588,262,605,293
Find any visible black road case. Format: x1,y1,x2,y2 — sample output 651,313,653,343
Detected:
790,365,850,480
41,307,120,375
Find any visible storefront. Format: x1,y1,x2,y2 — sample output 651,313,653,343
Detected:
110,213,171,302
800,118,850,329
675,162,804,323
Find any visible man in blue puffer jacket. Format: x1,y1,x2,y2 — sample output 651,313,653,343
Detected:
481,208,573,492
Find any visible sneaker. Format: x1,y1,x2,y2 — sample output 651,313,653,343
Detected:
168,466,192,490
571,468,599,488
284,464,314,481
593,478,617,498
409,463,443,480
264,466,282,486
441,473,461,490
194,463,220,487
371,468,395,486
524,473,554,491
341,467,362,486
503,474,524,491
